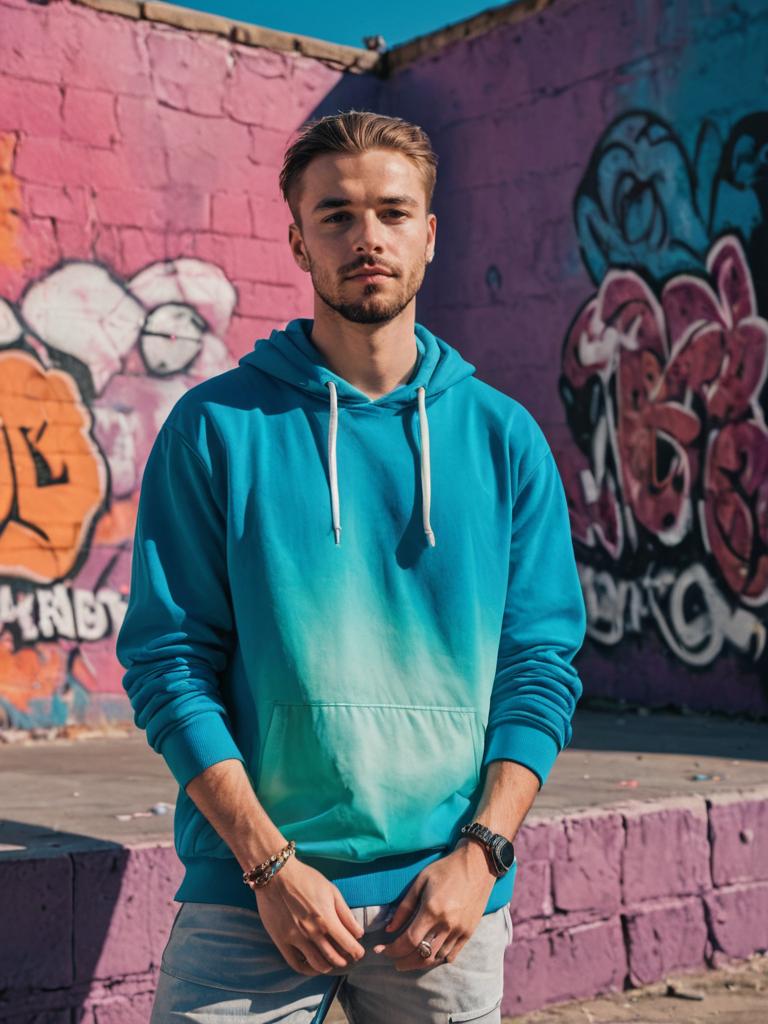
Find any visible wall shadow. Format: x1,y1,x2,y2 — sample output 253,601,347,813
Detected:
0,819,126,1022
569,704,768,761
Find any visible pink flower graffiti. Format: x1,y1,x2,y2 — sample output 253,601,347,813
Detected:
563,234,768,606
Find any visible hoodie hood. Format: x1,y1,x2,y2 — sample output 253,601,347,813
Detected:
238,318,476,548
238,317,475,408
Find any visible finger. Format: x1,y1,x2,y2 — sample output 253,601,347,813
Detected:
310,934,355,969
294,919,349,972
333,888,365,940
330,890,366,959
285,944,316,975
426,928,452,963
326,895,366,962
437,935,464,964
382,908,436,960
384,877,424,934
297,943,335,975
394,927,452,972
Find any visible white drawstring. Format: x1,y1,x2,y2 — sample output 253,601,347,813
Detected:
323,381,436,548
417,386,436,547
325,381,341,545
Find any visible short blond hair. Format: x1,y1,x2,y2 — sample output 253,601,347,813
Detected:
279,110,438,225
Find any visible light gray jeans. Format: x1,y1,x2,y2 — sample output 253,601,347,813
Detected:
151,899,514,1023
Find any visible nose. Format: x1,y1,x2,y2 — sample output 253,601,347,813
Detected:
353,210,385,254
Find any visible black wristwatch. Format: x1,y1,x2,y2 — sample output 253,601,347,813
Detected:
458,821,516,877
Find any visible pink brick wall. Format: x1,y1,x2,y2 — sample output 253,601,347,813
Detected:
0,0,366,729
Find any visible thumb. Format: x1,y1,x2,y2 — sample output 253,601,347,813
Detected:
384,876,425,932
333,887,365,938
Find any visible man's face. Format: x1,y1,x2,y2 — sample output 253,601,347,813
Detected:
288,148,436,325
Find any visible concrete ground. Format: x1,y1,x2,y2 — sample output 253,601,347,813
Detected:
502,955,768,1024
1,702,766,854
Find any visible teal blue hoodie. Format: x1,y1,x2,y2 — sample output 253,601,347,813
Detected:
116,317,586,915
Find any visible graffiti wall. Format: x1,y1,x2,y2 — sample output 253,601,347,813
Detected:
561,111,768,671
0,0,373,727
386,0,768,712
0,255,236,727
2,0,767,723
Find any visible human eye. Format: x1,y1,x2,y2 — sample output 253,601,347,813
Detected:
323,212,350,223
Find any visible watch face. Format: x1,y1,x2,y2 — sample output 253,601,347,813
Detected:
498,840,516,870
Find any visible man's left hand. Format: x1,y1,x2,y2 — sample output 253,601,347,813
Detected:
371,840,496,971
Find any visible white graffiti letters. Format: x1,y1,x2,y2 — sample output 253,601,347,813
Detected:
578,562,766,666
0,584,126,644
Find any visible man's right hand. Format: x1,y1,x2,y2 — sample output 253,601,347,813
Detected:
182,759,365,975
255,856,367,976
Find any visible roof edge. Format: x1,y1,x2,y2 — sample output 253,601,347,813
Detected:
69,0,564,78
70,0,383,74
381,0,560,75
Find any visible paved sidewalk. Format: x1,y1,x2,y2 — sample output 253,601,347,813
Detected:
2,703,767,854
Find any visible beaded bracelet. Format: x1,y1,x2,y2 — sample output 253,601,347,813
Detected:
242,840,297,890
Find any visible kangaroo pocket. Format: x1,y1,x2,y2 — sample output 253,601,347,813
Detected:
255,701,483,862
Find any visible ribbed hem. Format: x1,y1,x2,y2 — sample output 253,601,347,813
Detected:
176,850,517,915
482,721,560,788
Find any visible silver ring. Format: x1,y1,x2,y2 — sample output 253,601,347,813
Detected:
417,939,432,959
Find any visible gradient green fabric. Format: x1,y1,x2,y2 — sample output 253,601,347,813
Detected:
116,317,586,914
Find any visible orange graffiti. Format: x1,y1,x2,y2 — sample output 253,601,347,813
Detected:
0,633,66,713
0,133,23,271
93,493,140,546
0,351,108,582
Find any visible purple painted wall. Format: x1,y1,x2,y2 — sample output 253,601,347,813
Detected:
383,0,768,715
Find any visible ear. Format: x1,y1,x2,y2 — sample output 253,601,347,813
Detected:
426,212,437,263
288,223,310,273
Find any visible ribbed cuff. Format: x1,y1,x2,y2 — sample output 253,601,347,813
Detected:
482,721,560,788
160,712,244,789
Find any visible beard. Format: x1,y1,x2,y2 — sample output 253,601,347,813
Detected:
308,253,428,324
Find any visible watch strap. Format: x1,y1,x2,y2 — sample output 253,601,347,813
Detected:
459,821,513,877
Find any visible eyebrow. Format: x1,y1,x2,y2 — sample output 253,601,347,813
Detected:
312,195,419,213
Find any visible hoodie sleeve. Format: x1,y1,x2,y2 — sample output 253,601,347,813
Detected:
482,445,587,790
115,420,244,789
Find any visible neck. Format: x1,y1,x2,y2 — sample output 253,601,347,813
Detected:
309,302,419,401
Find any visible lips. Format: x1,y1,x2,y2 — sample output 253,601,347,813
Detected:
347,268,394,279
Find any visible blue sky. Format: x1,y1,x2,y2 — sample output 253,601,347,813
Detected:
177,0,515,49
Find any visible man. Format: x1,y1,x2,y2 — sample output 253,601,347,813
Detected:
117,110,587,1023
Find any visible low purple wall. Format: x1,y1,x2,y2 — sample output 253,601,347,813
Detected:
504,788,768,1014
2,788,766,1020
0,843,182,1022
